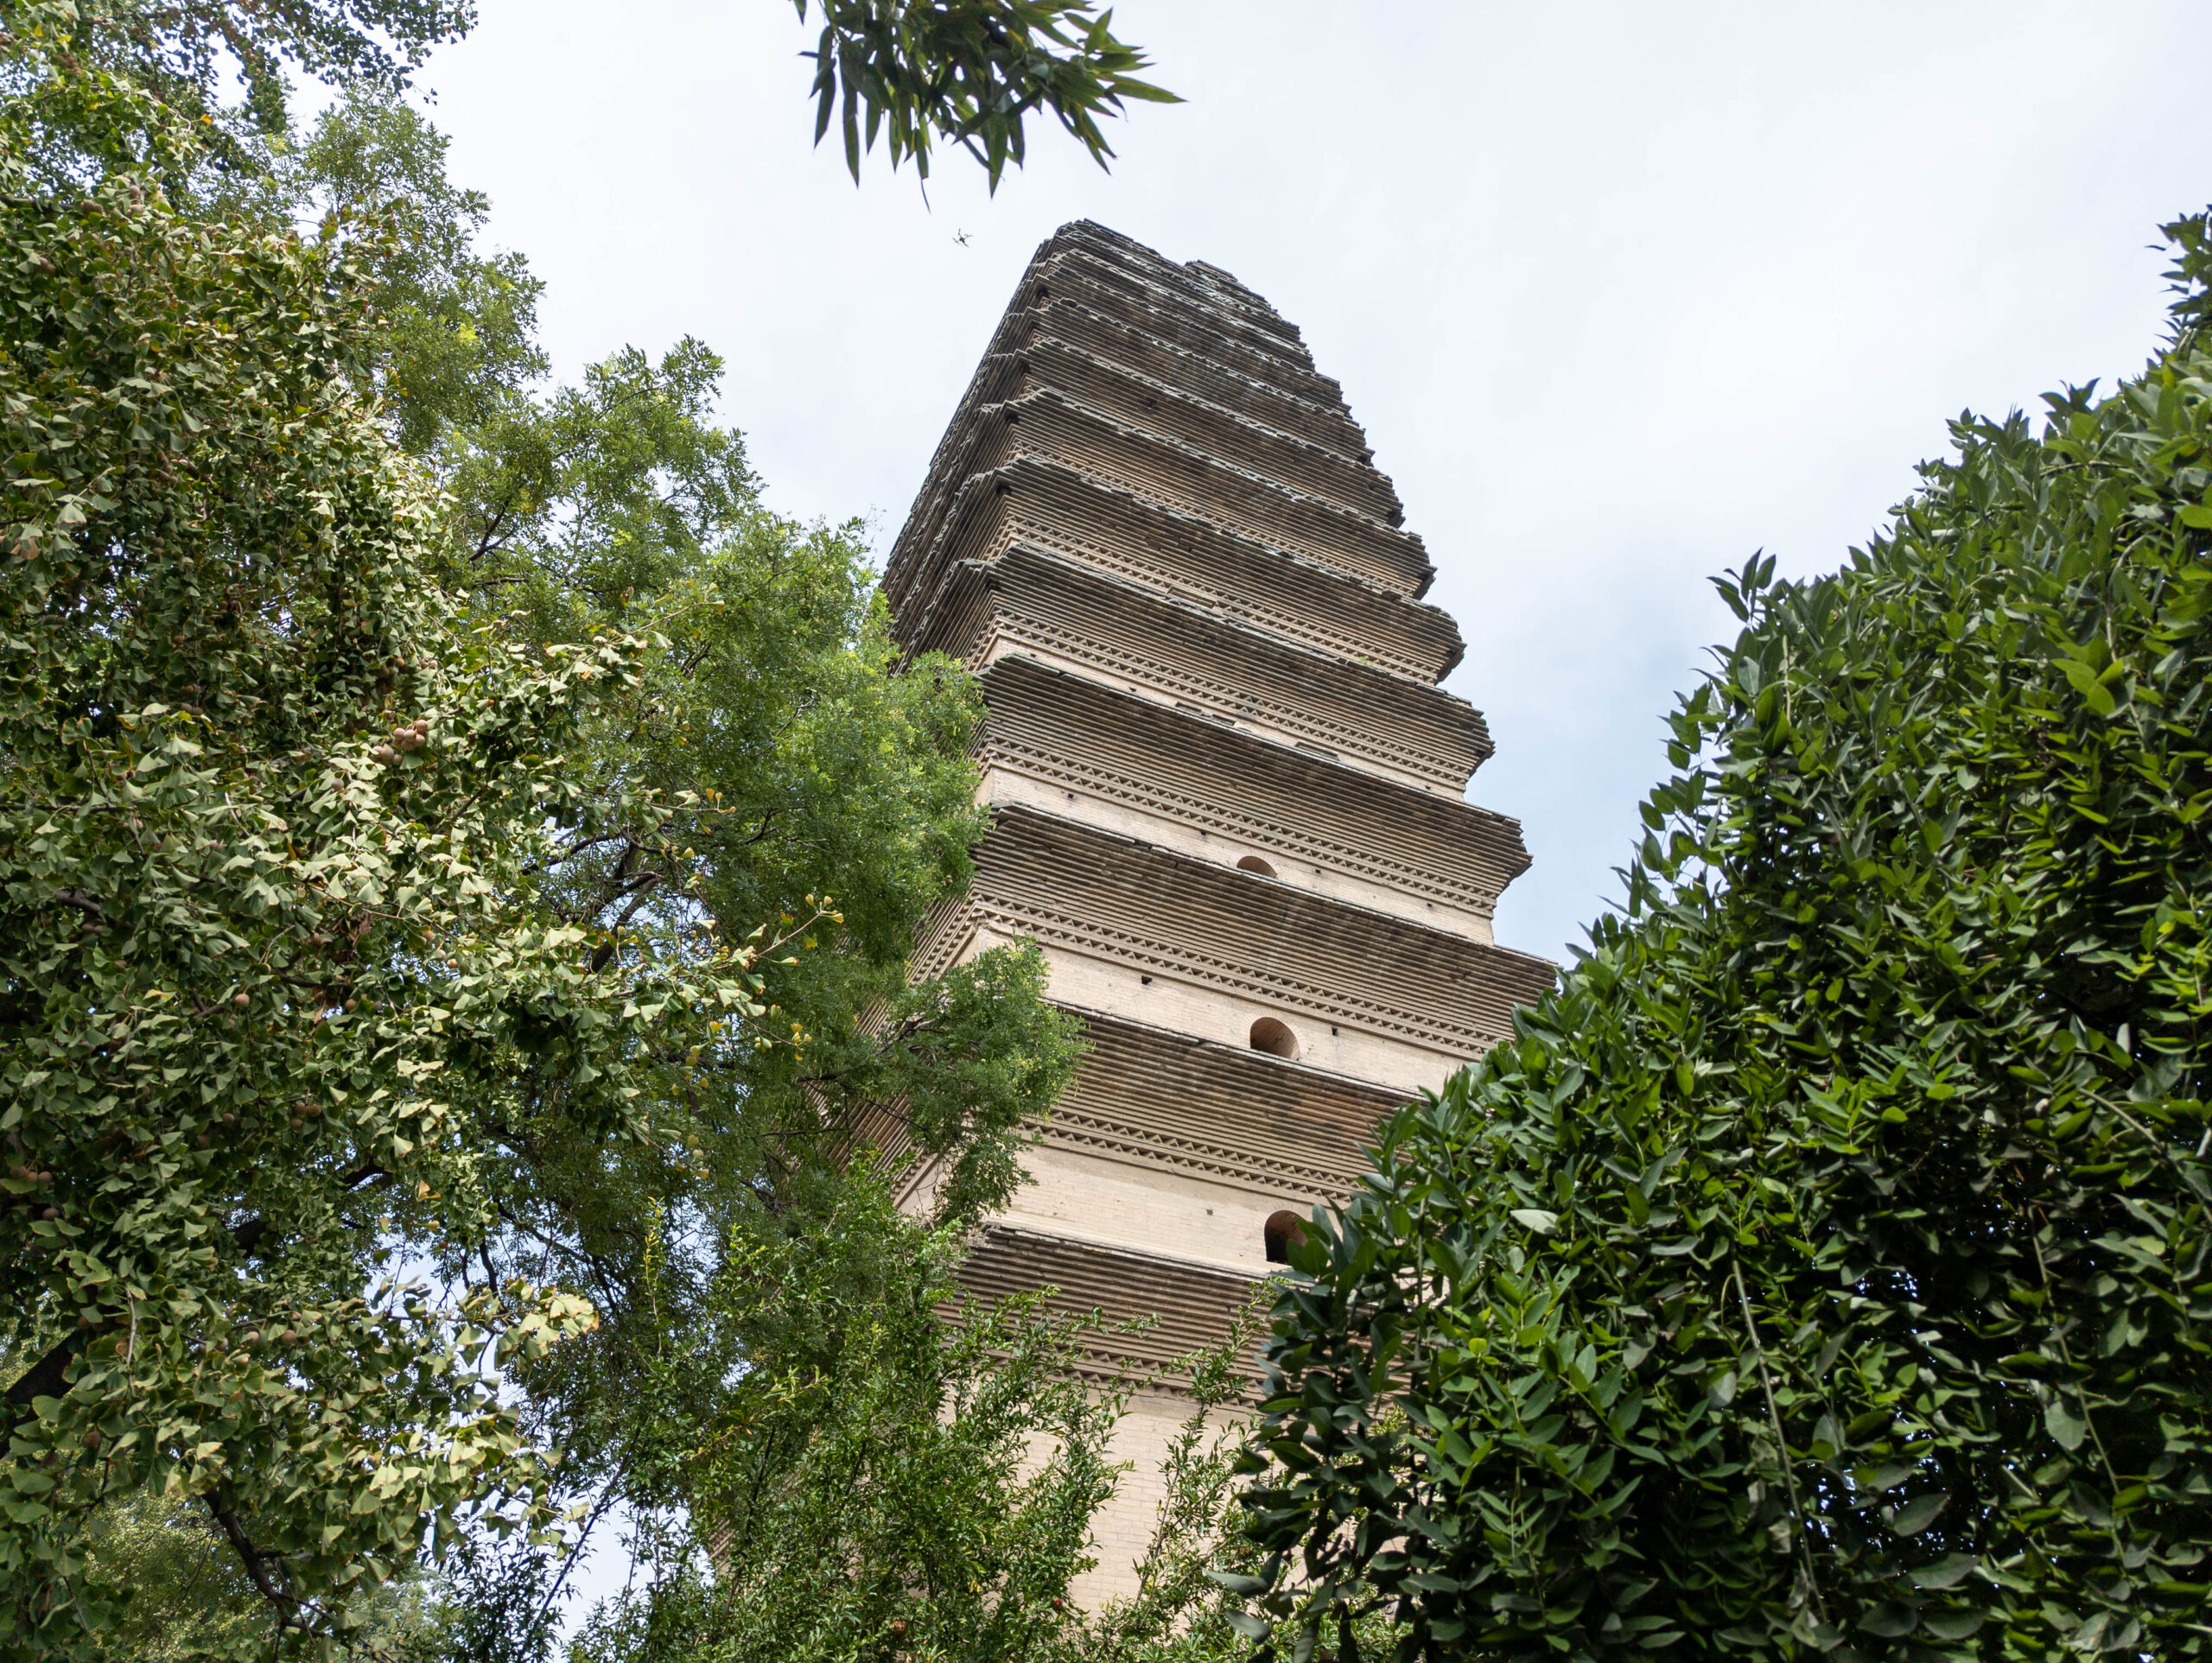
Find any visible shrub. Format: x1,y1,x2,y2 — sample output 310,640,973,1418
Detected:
1242,213,2212,1663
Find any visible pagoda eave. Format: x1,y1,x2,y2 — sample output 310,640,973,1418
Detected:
918,547,1489,792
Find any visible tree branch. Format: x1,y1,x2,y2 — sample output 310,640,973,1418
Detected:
48,887,110,922
207,1494,301,1626
588,873,663,973
3,1331,79,1410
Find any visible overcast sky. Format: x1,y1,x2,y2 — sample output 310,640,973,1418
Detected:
416,0,2208,968
401,2,2210,1624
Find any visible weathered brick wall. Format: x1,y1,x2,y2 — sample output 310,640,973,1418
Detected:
883,220,1549,1605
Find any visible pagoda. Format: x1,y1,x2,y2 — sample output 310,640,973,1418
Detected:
878,221,1553,1603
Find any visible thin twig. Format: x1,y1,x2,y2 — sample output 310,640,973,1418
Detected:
1731,1254,1827,1622
524,1475,625,1642
2028,1228,2126,1510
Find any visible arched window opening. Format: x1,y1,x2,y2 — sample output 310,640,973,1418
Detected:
1236,854,1276,878
1249,1017,1298,1058
1264,1210,1307,1265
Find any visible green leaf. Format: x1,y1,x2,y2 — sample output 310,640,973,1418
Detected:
1885,1494,1948,1536
1856,1602,1917,1637
1855,1462,1916,1491
1207,1571,1270,1596
2056,655,2119,714
1233,209,2212,1663
1919,1609,1982,1640
2044,1398,2088,1451
1909,1554,1977,1590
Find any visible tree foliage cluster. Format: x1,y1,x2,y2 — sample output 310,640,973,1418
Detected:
59,1476,452,1663
0,0,472,176
2,0,1173,195
1242,219,2212,1662
571,1191,1287,1663
0,3,1141,1655
572,1175,1122,1663
792,0,1177,189
0,37,710,1654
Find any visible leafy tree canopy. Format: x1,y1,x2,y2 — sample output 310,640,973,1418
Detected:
570,1176,1121,1663
5,0,1173,192
52,1469,454,1662
792,0,1178,189
0,27,1083,1660
1243,214,2212,1663
424,345,1094,1588
0,2,1181,1651
1,0,472,176
571,1173,1282,1663
293,87,547,454
0,37,747,1658
316,93,1095,1569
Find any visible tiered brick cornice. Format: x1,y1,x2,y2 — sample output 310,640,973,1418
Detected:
1027,266,1346,415
887,220,1408,609
892,456,1463,681
1039,1009,1403,1193
921,547,1488,791
848,1005,1402,1199
881,221,1548,1605
952,1225,1262,1389
975,656,1528,918
974,340,1402,521
903,389,1431,597
1020,298,1373,460
913,805,1555,1058
1047,236,1312,358
893,257,1332,566
1058,225,1297,329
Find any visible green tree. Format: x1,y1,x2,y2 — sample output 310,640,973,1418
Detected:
569,1190,1288,1663
1,67,1089,1654
293,87,547,455
1076,1314,1301,1663
791,0,1178,188
1240,215,2212,1663
0,35,763,1660
66,1478,454,1663
415,332,1090,1648
570,1177,1121,1663
3,9,1167,1653
254,88,1092,1654
3,0,472,180
11,0,1172,191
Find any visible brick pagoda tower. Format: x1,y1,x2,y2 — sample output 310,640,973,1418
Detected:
879,222,1553,1603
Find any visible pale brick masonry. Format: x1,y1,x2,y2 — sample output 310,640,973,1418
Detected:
874,222,1552,1606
